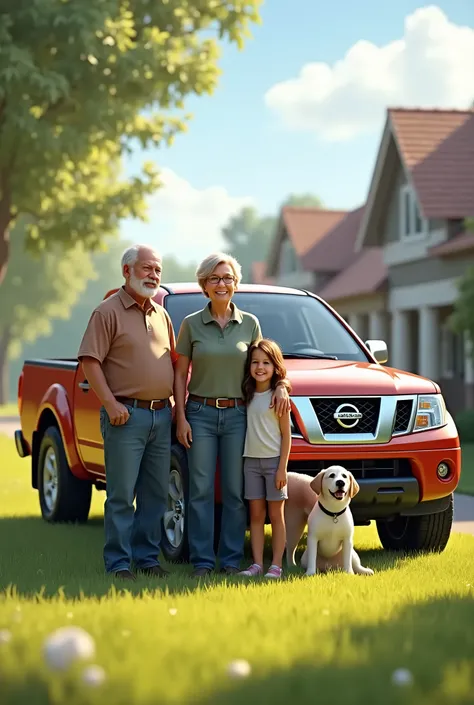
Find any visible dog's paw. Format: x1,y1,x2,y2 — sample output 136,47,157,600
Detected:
361,567,374,576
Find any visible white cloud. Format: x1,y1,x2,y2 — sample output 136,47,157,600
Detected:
264,5,474,141
122,168,254,263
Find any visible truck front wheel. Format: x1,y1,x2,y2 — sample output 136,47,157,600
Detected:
38,426,92,523
376,495,453,552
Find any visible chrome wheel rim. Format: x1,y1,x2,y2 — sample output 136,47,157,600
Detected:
163,467,185,549
43,447,58,513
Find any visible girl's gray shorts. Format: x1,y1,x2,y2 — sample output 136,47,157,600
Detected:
243,456,288,501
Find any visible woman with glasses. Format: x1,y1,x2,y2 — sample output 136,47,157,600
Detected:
174,252,290,578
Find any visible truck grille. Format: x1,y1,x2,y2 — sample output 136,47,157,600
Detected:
311,397,381,435
393,399,414,434
287,458,413,480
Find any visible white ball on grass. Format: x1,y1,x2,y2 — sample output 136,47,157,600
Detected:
169,608,178,616
0,629,12,644
227,659,251,678
43,626,96,671
82,665,106,686
391,668,413,686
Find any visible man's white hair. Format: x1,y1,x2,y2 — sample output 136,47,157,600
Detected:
120,244,160,272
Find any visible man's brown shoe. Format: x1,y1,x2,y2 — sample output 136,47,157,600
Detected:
139,565,169,577
219,566,240,576
191,567,212,578
113,569,136,581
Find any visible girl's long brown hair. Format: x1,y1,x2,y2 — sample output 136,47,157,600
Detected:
242,338,290,404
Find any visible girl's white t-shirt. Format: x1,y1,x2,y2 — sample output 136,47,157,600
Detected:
243,389,281,458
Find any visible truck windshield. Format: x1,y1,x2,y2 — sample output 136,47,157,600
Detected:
164,292,369,362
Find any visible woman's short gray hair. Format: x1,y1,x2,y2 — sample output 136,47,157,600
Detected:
196,252,242,296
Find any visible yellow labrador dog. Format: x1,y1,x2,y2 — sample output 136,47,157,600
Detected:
285,467,374,576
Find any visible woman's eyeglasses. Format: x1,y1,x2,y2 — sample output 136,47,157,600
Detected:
207,275,235,285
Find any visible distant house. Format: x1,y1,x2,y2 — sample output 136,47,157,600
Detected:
355,108,474,414
265,207,347,290
252,107,474,414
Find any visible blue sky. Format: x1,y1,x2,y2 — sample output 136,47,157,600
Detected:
122,0,474,262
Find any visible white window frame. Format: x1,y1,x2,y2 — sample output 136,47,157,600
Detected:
399,184,427,242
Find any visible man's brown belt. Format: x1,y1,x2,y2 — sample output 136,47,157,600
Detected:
116,397,170,411
188,394,245,409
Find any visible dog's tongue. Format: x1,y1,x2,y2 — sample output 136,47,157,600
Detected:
335,490,345,498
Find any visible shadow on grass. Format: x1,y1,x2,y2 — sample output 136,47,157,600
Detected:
188,596,474,705
0,515,403,599
1,596,473,705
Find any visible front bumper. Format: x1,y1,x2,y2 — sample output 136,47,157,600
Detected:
287,414,461,519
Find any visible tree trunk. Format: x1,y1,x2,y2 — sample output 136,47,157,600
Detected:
0,191,12,286
0,329,10,405
0,225,9,286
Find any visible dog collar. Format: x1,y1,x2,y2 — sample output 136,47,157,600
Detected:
318,502,347,523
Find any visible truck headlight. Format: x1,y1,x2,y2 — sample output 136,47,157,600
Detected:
413,394,446,432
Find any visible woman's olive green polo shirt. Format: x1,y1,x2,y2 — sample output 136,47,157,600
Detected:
176,302,262,399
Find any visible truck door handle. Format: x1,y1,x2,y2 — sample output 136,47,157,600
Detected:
78,381,90,391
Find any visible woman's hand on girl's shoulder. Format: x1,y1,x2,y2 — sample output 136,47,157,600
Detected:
270,384,291,417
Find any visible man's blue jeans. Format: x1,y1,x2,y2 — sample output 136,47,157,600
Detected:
100,404,171,573
186,399,247,570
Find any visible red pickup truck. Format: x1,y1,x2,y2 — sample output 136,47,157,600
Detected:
15,283,461,561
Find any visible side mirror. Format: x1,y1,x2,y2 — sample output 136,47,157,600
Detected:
365,339,388,364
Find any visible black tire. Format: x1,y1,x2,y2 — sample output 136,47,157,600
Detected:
376,495,453,552
160,444,225,563
161,444,190,562
38,426,92,523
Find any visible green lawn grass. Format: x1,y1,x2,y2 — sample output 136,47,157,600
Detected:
1,433,474,705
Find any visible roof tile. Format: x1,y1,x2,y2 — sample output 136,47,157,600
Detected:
389,109,474,218
282,207,347,257
317,248,387,302
302,206,365,272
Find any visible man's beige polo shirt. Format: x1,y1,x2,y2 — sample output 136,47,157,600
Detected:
78,287,176,400
176,302,261,399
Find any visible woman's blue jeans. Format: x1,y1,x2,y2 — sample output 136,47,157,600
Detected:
186,399,247,570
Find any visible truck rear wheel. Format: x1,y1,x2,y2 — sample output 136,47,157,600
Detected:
160,444,224,563
376,495,453,552
161,444,189,563
38,426,92,523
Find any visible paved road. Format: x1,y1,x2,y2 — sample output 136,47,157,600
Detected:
2,416,473,534
0,417,18,439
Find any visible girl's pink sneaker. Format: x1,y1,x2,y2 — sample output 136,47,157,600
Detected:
238,563,263,577
265,565,282,579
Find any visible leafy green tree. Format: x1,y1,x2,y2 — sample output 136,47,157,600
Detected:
0,221,94,403
6,241,198,401
450,267,474,347
222,194,323,282
449,221,474,347
0,0,261,283
284,193,323,209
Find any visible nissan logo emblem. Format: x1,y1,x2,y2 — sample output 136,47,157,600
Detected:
333,403,363,429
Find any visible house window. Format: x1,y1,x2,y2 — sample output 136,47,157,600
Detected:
399,184,426,240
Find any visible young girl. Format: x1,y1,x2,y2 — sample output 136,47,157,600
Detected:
239,339,291,580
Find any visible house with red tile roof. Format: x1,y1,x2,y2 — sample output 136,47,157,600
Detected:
265,206,347,290
254,107,474,414
354,107,474,414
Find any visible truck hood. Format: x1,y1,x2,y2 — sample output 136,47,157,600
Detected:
285,359,439,396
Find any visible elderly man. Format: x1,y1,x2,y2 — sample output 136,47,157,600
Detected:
78,244,175,580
